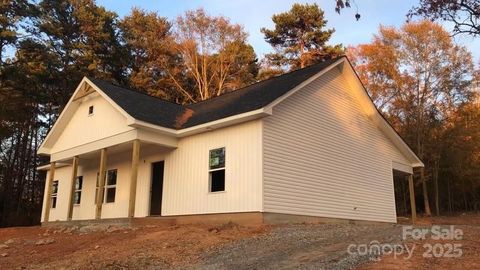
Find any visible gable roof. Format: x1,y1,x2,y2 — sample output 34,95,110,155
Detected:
39,56,423,167
88,57,342,129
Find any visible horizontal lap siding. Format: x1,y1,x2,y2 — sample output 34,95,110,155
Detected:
263,68,409,223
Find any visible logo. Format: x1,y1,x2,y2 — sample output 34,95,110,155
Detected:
346,225,463,261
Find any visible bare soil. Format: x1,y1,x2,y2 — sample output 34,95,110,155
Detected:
0,214,479,269
361,214,480,270
0,222,269,269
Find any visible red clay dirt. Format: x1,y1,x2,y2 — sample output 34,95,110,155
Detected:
0,223,269,269
1,214,480,269
361,213,480,270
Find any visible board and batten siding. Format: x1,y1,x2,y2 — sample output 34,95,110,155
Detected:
162,120,263,216
263,67,411,223
51,93,134,154
41,150,151,222
41,104,263,222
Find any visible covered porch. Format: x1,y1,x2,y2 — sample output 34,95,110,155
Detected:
41,130,177,223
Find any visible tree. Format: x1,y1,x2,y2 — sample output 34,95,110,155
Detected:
334,0,361,20
409,0,480,37
440,102,480,212
0,0,35,63
33,0,128,107
349,20,475,216
119,8,181,100
0,0,134,227
172,9,258,102
261,3,344,70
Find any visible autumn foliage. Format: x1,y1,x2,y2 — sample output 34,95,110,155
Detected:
348,20,479,216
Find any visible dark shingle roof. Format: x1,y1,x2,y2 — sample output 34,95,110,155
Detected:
88,78,184,128
89,57,342,129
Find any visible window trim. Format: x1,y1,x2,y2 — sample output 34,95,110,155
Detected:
88,105,94,116
73,176,83,206
51,180,59,209
208,147,226,193
96,169,117,204
104,169,117,203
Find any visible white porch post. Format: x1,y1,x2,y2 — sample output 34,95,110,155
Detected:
43,162,56,222
95,148,107,219
128,139,140,218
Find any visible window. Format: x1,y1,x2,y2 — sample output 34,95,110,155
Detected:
88,105,94,115
74,176,83,205
51,180,59,208
96,169,117,203
209,148,225,192
105,169,117,203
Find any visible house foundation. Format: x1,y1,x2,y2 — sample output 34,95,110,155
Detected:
42,212,392,228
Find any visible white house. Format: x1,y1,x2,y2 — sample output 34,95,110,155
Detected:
37,56,422,224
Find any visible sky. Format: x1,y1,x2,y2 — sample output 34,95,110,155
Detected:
97,0,480,61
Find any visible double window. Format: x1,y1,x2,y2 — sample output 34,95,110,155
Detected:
51,180,59,208
209,148,225,192
74,176,83,205
96,169,117,203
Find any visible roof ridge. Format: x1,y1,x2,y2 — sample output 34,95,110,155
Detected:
187,56,345,106
87,56,344,108
87,77,184,108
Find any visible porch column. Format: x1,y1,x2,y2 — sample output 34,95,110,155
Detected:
128,139,140,218
43,162,56,222
95,148,107,219
67,156,79,221
407,174,417,224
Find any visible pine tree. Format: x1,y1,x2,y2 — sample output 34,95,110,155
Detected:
261,3,343,70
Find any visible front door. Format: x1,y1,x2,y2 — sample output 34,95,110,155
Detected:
149,161,164,216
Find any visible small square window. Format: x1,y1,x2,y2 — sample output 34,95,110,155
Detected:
210,170,225,192
107,170,117,186
106,188,116,203
88,106,94,115
209,148,225,170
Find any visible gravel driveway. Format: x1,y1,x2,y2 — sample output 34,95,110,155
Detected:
193,223,403,270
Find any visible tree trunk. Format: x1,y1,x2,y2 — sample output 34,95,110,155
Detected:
433,159,440,216
446,177,452,214
461,176,468,211
299,41,305,68
421,167,432,216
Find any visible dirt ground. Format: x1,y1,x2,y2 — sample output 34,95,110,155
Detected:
361,213,480,270
0,222,269,269
0,214,479,269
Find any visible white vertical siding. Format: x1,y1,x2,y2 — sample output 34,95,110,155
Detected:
41,153,131,222
51,93,133,153
263,67,411,223
41,167,71,222
42,120,263,221
162,120,263,216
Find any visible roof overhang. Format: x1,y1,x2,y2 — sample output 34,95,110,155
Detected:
127,107,272,138
36,162,70,171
